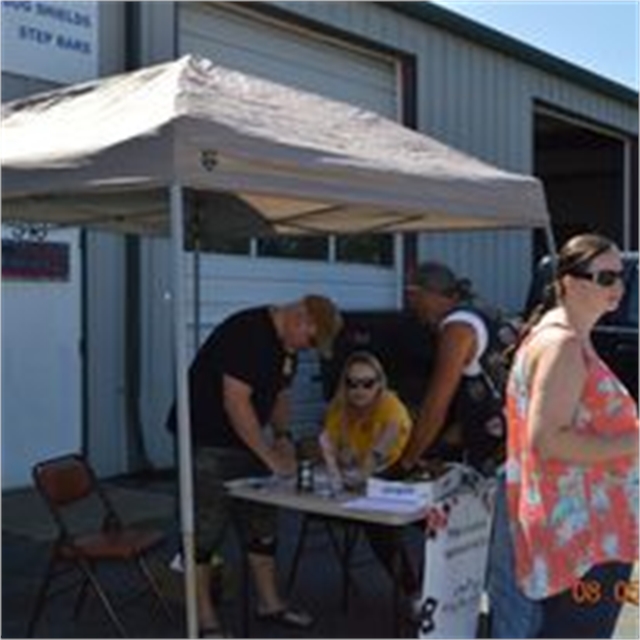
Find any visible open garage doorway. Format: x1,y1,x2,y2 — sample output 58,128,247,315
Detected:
533,104,637,262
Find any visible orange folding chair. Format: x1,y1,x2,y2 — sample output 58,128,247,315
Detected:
26,453,174,637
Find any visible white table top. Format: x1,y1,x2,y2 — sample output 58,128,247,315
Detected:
225,474,429,527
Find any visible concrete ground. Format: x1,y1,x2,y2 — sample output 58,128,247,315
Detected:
2,471,637,638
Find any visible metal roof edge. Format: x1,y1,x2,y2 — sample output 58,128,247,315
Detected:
384,1,638,108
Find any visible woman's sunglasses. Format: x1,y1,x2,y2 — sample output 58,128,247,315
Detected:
570,269,625,288
345,376,379,390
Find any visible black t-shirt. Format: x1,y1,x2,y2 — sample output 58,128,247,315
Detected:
168,306,297,449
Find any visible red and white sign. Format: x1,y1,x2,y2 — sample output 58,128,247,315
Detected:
417,480,496,639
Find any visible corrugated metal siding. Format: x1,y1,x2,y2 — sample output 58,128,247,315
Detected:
266,1,637,312
141,2,403,465
416,229,533,312
180,2,398,116
139,0,637,466
275,2,637,157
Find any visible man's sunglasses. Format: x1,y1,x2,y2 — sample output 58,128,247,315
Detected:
570,269,625,288
345,376,379,390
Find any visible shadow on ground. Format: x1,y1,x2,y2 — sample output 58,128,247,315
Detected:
2,471,425,638
4,471,637,638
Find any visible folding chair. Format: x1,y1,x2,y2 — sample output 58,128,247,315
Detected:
26,453,174,637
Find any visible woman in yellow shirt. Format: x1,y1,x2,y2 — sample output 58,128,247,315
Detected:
319,351,418,599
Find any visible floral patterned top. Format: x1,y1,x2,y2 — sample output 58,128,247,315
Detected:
505,326,638,599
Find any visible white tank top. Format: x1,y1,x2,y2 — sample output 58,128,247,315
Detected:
439,309,488,376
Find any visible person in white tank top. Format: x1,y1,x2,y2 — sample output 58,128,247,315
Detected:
397,261,487,472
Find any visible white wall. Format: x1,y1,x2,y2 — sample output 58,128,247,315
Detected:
1,229,81,488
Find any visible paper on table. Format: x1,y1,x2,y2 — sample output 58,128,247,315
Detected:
342,495,427,514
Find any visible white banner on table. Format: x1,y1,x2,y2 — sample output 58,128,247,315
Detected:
417,480,496,639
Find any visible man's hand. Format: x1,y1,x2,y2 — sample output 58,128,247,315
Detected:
273,433,296,460
266,445,296,478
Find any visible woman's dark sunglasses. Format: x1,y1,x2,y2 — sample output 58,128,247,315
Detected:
345,376,379,390
570,269,625,288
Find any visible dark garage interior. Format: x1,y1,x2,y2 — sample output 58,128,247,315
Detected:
533,105,638,261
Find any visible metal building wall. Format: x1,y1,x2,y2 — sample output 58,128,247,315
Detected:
139,2,403,467
272,2,636,167
264,1,637,311
131,1,637,470
0,2,129,483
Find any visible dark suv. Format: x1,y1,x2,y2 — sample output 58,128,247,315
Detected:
524,253,638,400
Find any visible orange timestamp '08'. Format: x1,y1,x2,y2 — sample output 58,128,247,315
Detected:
571,579,638,606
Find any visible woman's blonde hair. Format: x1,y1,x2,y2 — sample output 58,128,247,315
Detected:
332,350,388,407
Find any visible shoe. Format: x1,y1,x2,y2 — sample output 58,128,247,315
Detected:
255,606,314,629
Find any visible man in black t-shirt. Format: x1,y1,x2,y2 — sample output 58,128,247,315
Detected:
167,295,342,636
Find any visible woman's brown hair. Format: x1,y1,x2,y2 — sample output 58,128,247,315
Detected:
513,233,618,350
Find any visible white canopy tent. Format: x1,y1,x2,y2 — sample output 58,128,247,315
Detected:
2,54,552,637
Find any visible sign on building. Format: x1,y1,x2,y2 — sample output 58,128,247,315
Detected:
1,1,98,83
2,239,70,281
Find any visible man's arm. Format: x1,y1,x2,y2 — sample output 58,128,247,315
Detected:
400,321,476,469
270,390,297,459
222,374,295,475
270,390,292,440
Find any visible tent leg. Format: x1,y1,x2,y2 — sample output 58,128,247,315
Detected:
542,219,557,258
170,183,199,639
542,219,558,277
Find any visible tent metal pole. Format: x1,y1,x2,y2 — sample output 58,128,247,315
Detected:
543,219,558,276
170,183,199,639
194,242,201,351
543,219,558,257
192,199,202,350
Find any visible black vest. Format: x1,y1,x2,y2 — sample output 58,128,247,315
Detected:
437,305,514,474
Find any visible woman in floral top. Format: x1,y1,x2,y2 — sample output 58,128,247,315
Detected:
492,233,637,638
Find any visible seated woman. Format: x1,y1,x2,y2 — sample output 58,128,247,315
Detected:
318,350,419,600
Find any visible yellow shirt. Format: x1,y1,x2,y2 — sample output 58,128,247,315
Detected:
323,390,412,472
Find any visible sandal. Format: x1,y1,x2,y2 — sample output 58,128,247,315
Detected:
255,606,314,629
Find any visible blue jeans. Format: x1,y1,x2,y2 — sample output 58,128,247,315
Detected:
487,472,542,638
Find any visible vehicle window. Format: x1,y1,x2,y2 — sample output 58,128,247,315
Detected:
336,234,393,266
625,263,638,327
256,236,328,260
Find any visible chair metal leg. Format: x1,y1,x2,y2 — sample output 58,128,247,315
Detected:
76,558,128,637
136,556,174,622
26,549,58,637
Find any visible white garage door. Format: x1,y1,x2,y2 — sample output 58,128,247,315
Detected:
141,4,401,466
179,2,398,116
